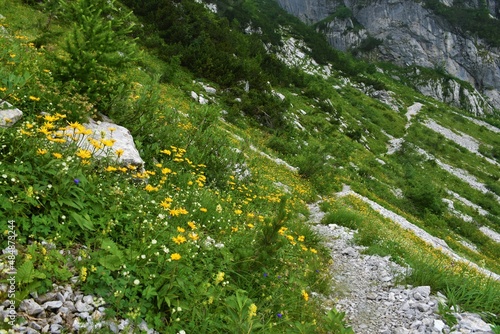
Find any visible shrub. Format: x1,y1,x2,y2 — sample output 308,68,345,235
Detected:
52,0,138,116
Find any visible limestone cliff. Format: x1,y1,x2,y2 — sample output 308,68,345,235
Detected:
276,0,500,114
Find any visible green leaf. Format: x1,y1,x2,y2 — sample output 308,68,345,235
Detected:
70,211,94,230
58,199,83,210
142,286,158,300
16,261,35,284
101,238,124,259
98,255,123,271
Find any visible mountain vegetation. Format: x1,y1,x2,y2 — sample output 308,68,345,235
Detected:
1,0,499,332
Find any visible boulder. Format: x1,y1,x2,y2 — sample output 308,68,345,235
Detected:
0,101,23,127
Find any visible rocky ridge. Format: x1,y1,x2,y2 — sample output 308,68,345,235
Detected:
276,0,500,113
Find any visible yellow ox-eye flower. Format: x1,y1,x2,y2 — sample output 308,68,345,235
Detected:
37,148,47,155
75,149,92,159
160,198,173,209
88,138,103,150
105,166,118,172
101,138,116,147
172,235,186,245
144,184,158,192
160,149,171,155
188,232,199,241
44,114,59,122
29,96,40,101
52,153,63,159
170,253,181,261
187,221,197,230
115,149,124,157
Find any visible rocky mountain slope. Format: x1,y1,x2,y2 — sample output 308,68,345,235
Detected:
276,0,500,114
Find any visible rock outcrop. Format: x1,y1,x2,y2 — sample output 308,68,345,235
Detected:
276,0,500,114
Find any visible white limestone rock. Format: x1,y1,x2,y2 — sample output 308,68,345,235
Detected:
0,101,23,127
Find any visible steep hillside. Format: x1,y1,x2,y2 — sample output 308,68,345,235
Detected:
1,0,500,332
276,0,500,113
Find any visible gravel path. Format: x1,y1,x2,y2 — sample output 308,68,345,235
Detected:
307,202,496,334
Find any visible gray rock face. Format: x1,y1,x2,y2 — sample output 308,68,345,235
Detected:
277,0,500,113
276,0,339,23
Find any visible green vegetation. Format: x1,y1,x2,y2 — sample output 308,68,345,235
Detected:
1,0,499,331
424,0,500,47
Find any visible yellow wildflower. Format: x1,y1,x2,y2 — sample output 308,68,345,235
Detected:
52,153,62,159
171,253,181,261
0,87,7,92
187,221,197,230
144,184,158,192
29,96,40,101
76,149,92,159
214,272,225,285
37,148,47,155
301,290,309,302
101,138,115,147
160,149,171,155
105,166,118,172
234,209,243,215
188,232,199,241
298,236,305,242
177,226,186,233
43,114,58,122
172,235,187,245
115,149,124,157
200,207,208,213
80,267,88,282
248,304,257,319
160,198,173,209
169,207,188,216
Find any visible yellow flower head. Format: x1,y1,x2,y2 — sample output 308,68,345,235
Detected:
75,149,92,159
214,272,225,285
187,221,197,230
171,253,181,261
115,149,124,157
52,153,63,159
248,303,257,319
301,290,309,302
101,138,116,147
172,235,187,245
160,198,173,209
37,148,48,155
